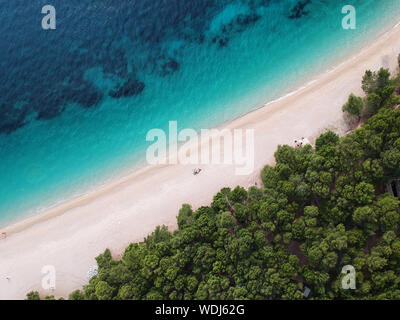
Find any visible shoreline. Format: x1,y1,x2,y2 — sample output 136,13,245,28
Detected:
2,21,400,299
2,18,399,233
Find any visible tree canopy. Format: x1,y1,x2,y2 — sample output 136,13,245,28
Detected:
28,67,400,301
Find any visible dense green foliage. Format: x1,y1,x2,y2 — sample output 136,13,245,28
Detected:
26,291,40,300
28,68,400,300
361,68,399,116
342,93,364,118
342,67,400,119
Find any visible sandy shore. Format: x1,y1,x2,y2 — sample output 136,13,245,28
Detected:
2,23,400,299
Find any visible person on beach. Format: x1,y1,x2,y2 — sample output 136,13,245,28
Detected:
295,137,311,148
193,168,202,175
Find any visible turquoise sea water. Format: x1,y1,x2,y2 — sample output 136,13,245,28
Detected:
1,1,400,226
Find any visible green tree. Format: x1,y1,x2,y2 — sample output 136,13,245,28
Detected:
342,93,364,119
26,291,41,300
61,87,400,301
95,281,115,300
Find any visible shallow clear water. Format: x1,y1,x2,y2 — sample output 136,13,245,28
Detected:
1,0,400,226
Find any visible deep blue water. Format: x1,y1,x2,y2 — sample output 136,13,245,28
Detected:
1,0,400,225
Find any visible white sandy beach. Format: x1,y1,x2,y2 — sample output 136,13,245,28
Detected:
2,23,400,299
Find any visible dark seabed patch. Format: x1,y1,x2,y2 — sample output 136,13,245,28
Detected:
211,12,261,48
288,0,312,19
109,77,146,98
0,0,271,135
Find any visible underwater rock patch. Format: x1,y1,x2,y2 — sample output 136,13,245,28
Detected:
211,12,261,48
288,0,311,19
0,104,29,135
109,78,145,98
161,58,180,76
